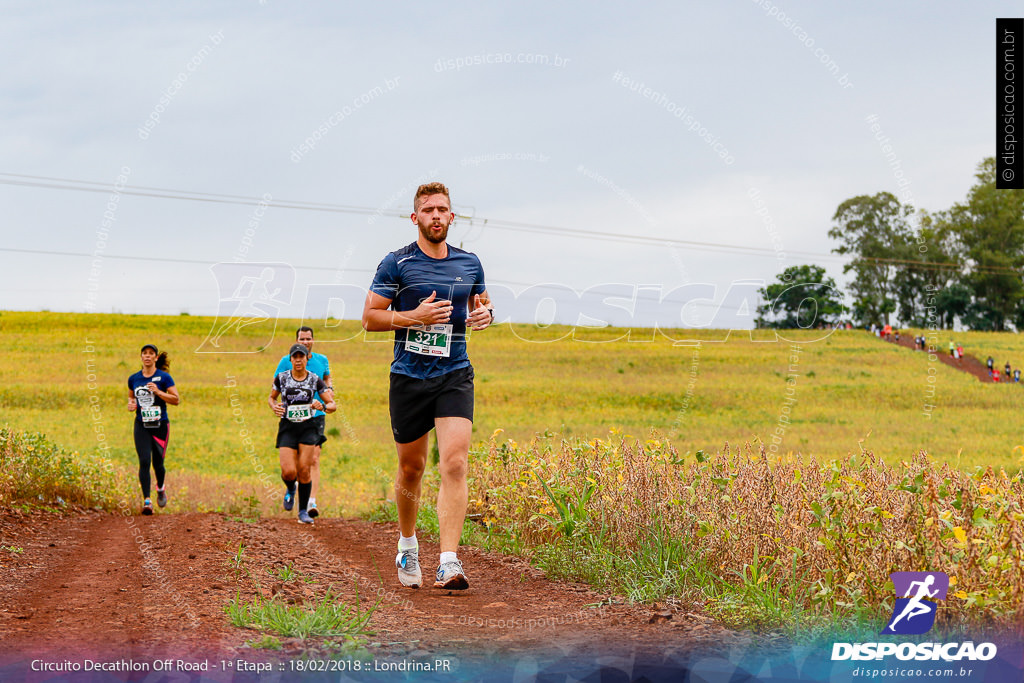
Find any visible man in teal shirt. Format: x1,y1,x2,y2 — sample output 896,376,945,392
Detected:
274,326,331,516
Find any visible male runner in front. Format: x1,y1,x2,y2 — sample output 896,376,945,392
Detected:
274,326,332,516
362,182,493,590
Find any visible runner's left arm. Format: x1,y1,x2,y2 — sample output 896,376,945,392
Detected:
312,377,335,414
316,389,336,414
146,381,180,405
466,291,493,330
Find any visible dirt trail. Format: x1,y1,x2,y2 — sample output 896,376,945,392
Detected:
883,333,1003,382
0,509,745,673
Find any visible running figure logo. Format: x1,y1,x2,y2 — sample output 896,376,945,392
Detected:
197,263,295,353
882,571,949,635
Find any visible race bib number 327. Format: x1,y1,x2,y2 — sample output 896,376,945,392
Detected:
406,324,452,357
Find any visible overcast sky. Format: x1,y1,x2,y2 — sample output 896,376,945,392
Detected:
0,1,1014,328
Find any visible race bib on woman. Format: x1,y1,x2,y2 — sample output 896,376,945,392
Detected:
286,403,312,423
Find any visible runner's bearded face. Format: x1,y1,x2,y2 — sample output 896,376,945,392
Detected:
414,194,453,244
297,330,314,353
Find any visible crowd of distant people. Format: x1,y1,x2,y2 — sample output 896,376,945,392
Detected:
985,355,1020,383
866,323,1020,383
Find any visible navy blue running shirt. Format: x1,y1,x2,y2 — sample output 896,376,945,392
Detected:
127,370,175,424
370,242,486,379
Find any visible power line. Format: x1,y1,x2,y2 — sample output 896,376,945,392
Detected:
2,171,1021,276
0,172,837,259
0,246,373,273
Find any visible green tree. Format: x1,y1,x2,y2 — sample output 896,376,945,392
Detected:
934,282,972,329
901,208,967,328
828,192,916,326
947,158,1024,331
756,265,846,329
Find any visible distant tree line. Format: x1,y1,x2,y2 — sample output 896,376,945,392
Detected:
756,158,1024,331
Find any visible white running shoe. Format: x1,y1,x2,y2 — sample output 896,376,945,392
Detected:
396,547,422,588
433,559,469,590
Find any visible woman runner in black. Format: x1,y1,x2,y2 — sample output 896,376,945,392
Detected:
127,344,180,515
269,344,335,524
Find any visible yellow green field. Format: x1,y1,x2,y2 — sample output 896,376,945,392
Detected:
0,311,1021,517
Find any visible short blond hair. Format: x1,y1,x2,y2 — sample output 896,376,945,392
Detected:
414,182,451,211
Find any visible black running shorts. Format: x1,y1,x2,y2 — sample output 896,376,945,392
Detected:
389,366,474,444
311,414,327,447
275,415,323,450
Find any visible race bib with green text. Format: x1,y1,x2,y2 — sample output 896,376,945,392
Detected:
141,406,161,426
286,403,312,423
405,324,452,357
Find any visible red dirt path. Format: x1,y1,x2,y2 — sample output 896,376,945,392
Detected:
883,333,999,382
0,509,754,677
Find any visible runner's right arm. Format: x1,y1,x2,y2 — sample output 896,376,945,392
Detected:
127,388,137,411
268,388,285,417
269,372,286,417
361,290,453,331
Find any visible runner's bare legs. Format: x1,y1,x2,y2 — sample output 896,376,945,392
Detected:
393,418,470,551
395,434,429,536
434,417,471,553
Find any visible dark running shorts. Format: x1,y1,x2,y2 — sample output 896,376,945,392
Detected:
389,366,474,444
312,414,326,447
275,414,326,449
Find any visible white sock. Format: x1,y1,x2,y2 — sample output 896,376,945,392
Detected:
440,551,458,565
308,497,316,506
398,534,418,550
